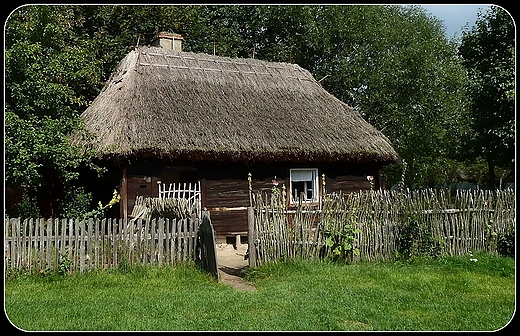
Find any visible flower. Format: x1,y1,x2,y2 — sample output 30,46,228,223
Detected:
470,258,478,262
366,175,374,181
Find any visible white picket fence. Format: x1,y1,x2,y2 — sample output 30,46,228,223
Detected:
158,181,202,219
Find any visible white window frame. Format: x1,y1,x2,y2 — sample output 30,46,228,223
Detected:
289,168,319,204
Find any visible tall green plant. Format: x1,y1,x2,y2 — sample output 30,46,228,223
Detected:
322,195,360,263
397,214,433,259
396,193,444,259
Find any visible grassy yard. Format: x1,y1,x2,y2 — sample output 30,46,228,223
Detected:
5,254,515,331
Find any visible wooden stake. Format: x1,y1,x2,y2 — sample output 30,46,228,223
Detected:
247,206,257,267
120,164,128,221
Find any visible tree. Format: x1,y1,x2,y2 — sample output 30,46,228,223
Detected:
459,6,515,188
5,5,478,218
184,5,472,187
4,5,199,218
5,5,105,218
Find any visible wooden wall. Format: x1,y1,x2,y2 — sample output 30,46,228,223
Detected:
119,158,385,243
126,175,160,217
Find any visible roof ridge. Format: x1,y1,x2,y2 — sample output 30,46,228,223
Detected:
137,46,315,82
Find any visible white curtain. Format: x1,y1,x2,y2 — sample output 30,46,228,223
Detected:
291,169,315,182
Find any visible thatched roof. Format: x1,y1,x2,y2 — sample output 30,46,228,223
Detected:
75,45,398,164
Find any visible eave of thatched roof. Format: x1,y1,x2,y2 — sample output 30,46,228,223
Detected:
74,46,398,164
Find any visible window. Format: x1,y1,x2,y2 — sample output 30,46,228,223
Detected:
290,168,319,204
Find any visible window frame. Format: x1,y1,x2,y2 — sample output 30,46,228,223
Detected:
289,168,320,204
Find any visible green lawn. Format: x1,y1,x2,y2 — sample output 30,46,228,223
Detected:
4,254,515,331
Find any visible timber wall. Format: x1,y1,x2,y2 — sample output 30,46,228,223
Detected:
121,159,382,243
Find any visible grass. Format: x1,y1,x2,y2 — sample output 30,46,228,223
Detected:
4,254,515,331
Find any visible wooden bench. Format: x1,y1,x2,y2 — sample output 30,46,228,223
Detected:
226,231,248,247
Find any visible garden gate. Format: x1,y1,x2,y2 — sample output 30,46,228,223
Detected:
196,213,219,280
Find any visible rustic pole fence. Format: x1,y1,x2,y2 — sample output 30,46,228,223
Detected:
248,188,515,266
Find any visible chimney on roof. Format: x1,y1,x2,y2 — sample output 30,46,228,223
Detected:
151,32,183,51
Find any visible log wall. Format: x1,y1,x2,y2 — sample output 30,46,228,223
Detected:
121,159,382,243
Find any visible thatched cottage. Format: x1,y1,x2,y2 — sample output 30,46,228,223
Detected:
77,32,398,243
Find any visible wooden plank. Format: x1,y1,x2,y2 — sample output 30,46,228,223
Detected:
165,218,171,266
186,217,192,259
39,218,45,271
128,218,135,264
45,218,52,270
13,218,21,269
176,219,182,262
10,218,15,270
71,219,78,272
4,218,8,271
136,219,142,265
60,218,67,266
67,219,74,270
182,218,188,261
79,219,85,272
120,218,126,265
192,215,198,257
116,218,123,267
171,217,178,265
157,218,164,267
150,219,156,266
247,207,257,267
11,218,19,269
31,218,37,271
109,218,114,268
94,218,99,269
122,218,128,264
27,219,34,272
119,218,125,267
143,219,150,265
192,214,198,257
7,218,14,270
51,219,57,270
113,218,118,268
106,218,112,268
86,218,93,270
99,218,106,269
122,218,129,264
20,219,28,270
19,218,25,269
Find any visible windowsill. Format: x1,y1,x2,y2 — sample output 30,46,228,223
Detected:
288,201,320,208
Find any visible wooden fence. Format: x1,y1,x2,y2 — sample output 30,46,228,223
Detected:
158,181,202,219
4,215,210,274
248,188,515,266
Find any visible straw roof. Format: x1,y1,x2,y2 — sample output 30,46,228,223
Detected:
76,46,398,163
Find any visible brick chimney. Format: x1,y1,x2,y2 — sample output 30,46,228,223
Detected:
150,32,183,51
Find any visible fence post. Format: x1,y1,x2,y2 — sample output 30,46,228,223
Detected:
247,206,257,267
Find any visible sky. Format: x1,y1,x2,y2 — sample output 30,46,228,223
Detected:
421,4,493,38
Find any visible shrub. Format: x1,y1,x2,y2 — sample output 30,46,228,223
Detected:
497,228,515,258
397,213,443,260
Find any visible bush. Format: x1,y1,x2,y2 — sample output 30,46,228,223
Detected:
497,228,515,258
58,252,73,276
397,213,443,260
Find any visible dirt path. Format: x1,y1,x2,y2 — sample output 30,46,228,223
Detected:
216,244,256,291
